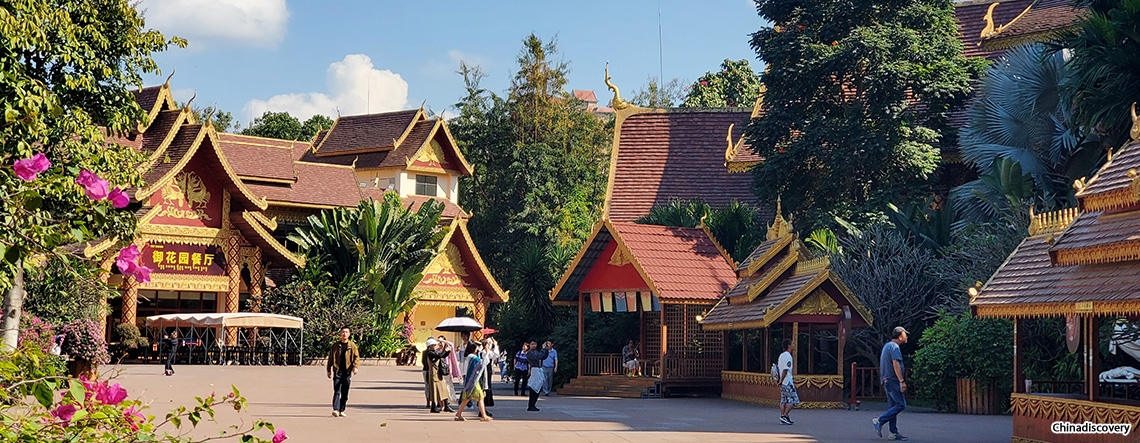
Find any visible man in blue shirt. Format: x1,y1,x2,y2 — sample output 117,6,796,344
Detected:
874,326,909,441
541,341,558,395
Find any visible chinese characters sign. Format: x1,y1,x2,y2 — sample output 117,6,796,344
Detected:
142,243,226,276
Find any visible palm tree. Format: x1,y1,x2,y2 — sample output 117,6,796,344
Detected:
636,198,763,262
289,194,446,334
953,44,1101,224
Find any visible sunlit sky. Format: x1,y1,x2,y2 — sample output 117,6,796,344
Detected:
138,0,764,127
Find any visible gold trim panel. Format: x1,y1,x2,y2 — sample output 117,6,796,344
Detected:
973,300,1140,318
722,371,844,389
1011,393,1140,424
137,273,230,292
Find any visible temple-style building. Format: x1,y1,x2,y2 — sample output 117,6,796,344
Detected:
699,202,872,409
95,82,505,346
970,111,1140,441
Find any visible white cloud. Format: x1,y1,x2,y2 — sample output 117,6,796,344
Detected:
244,54,409,120
138,0,289,48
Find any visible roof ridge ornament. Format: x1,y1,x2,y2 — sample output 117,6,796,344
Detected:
1130,103,1140,141
1027,206,1079,236
604,62,630,111
766,196,792,240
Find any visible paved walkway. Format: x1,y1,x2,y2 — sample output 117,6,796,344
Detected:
114,364,1011,442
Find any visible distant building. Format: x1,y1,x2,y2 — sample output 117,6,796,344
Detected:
572,89,614,116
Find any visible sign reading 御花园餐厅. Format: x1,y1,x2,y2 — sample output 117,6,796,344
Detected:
141,243,226,276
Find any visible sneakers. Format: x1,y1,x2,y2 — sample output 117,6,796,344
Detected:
527,407,540,412
873,418,882,437
338,411,346,417
479,416,493,422
888,434,908,441
779,416,792,425
331,410,340,417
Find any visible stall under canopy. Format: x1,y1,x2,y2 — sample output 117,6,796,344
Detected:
145,313,303,329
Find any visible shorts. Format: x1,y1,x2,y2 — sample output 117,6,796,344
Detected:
780,384,800,406
624,359,639,370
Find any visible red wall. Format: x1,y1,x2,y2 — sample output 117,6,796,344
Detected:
579,239,651,292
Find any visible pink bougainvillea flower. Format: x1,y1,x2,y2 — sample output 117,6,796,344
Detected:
699,81,707,86
96,383,128,405
13,153,51,181
273,429,288,443
51,404,78,426
116,245,141,272
75,170,110,200
123,405,144,431
108,187,130,209
133,264,152,284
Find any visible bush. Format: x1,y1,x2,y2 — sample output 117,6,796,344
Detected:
0,343,67,405
912,313,1012,412
60,319,110,365
17,313,57,355
113,323,149,350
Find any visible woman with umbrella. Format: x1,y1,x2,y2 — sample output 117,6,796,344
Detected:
423,338,454,413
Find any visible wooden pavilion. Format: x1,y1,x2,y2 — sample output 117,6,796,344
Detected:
970,112,1140,442
699,204,873,409
550,220,738,396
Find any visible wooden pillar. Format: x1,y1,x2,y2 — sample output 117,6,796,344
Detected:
1087,315,1100,402
763,327,770,369
472,291,486,341
403,310,415,344
742,330,750,372
791,322,799,375
638,303,645,362
577,292,584,378
223,235,241,346
121,275,139,327
247,249,264,313
1013,318,1024,393
837,324,845,377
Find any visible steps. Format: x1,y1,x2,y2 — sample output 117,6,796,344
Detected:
558,375,662,398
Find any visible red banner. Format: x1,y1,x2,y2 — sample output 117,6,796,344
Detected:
142,243,226,276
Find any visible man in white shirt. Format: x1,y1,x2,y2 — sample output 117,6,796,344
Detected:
778,339,799,425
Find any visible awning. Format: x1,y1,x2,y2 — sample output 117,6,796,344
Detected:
144,313,303,329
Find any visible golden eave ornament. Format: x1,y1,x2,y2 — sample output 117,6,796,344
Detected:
604,62,630,111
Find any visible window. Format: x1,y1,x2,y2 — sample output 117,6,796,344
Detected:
415,175,438,196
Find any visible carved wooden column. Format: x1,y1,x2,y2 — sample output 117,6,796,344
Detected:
578,292,585,378
472,291,486,341
248,248,264,313
223,235,241,346
403,310,415,344
791,322,799,375
121,275,139,327
1013,318,1024,393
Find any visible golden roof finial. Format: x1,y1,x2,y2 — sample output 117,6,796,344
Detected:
1130,103,1140,141
164,68,176,87
980,3,999,39
604,62,630,110
766,196,792,240
725,123,738,165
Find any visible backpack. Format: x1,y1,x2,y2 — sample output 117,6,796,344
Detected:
771,363,780,382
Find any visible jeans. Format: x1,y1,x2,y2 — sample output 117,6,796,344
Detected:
165,352,176,372
542,367,554,394
513,368,529,395
332,371,352,412
878,380,906,434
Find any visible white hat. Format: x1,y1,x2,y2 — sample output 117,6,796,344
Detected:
425,338,438,346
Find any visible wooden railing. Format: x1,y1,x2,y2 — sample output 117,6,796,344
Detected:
1030,380,1084,395
581,353,659,377
849,363,914,406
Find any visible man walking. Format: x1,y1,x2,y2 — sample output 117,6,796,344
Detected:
541,340,557,395
777,339,798,425
524,339,549,411
874,326,909,441
326,327,359,417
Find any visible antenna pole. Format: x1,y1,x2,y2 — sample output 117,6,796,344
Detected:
658,1,664,82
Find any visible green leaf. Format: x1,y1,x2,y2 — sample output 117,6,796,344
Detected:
22,193,41,211
70,409,88,422
32,382,52,409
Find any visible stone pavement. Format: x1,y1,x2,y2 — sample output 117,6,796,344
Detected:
114,364,1012,442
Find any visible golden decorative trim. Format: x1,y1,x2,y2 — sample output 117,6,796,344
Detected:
414,300,475,308
1011,393,1140,424
761,270,831,326
1027,206,1079,236
724,123,750,168
434,121,474,176
551,221,608,301
136,123,207,201
722,371,844,389
832,273,874,327
83,238,118,258
139,223,223,239
980,0,1036,39
791,289,842,315
751,83,765,119
1080,188,1136,212
1054,240,1140,267
608,244,633,267
265,200,340,210
139,233,224,247
973,300,1140,318
453,219,508,302
1131,103,1140,141
236,211,304,267
264,208,316,224
137,273,230,292
746,234,793,276
795,256,830,276
747,247,798,301
237,175,295,185
392,108,425,150
144,109,190,167
246,211,278,232
727,161,760,174
700,223,737,269
766,197,792,241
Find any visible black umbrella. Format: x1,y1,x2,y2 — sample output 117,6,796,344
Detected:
435,317,483,333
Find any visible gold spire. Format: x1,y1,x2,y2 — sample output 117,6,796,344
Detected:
1130,103,1140,141
766,196,792,240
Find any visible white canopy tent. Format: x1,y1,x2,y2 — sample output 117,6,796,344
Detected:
145,313,304,365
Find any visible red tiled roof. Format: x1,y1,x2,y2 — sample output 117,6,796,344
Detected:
301,119,438,170
954,0,1036,61
131,86,164,115
142,124,201,185
216,133,299,182
247,162,362,208
607,109,759,222
983,0,1083,49
609,221,736,302
359,188,469,219
701,271,821,326
312,110,420,155
972,234,1140,310
1049,211,1140,266
140,110,186,153
573,90,598,103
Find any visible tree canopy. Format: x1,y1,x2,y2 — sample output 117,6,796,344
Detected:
630,76,686,108
746,0,984,232
241,111,333,141
682,59,762,108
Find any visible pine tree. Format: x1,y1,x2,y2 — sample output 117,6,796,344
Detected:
747,0,985,231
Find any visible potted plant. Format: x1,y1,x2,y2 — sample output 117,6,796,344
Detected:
60,318,111,378
913,313,1013,414
112,323,149,361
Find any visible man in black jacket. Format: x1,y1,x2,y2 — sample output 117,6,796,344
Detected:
524,338,549,411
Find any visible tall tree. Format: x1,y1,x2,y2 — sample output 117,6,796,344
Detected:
450,34,611,281
630,76,686,108
747,0,985,232
180,103,236,132
1054,0,1140,149
241,111,333,141
0,0,182,349
682,59,762,108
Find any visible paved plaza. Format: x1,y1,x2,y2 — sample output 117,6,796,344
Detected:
114,364,1011,442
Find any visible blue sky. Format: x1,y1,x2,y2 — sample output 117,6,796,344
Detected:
139,0,764,128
